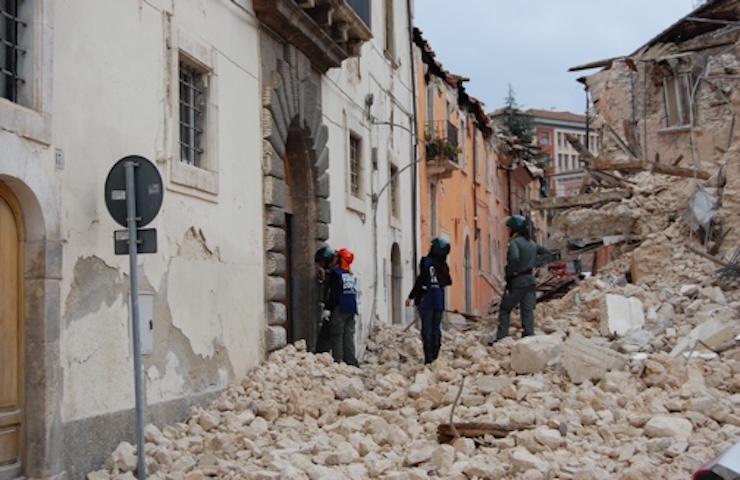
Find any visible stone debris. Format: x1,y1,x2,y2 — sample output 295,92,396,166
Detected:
89,150,740,479
88,255,739,479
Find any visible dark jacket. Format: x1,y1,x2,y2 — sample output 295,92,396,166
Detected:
324,267,358,315
505,234,552,289
408,254,452,309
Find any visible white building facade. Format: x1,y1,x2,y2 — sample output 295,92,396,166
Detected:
529,109,600,197
0,1,415,478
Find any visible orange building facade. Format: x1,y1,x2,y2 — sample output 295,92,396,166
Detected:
412,29,528,316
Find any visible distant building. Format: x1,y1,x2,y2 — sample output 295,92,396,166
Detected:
529,109,600,197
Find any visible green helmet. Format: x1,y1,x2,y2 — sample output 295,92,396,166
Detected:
506,215,528,234
430,237,450,257
314,245,336,263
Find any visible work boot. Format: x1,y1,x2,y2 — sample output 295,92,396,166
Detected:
432,334,442,361
422,335,434,364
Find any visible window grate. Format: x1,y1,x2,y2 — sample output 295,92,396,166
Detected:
179,63,206,166
0,0,26,102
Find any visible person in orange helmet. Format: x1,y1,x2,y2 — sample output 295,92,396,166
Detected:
323,247,359,366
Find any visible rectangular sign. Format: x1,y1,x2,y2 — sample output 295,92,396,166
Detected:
114,228,157,255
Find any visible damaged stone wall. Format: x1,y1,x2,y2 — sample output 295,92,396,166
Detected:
582,25,740,255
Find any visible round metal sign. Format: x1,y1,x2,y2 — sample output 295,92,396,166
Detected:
104,155,163,228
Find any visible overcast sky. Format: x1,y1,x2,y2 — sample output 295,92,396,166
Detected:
412,1,700,115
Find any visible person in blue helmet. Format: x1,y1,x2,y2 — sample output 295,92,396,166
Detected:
314,245,338,354
406,237,452,364
494,215,553,342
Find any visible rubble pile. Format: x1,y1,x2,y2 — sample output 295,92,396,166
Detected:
88,246,739,480
89,133,739,480
551,170,717,242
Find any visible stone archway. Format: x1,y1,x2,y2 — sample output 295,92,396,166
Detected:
0,162,63,479
261,44,331,352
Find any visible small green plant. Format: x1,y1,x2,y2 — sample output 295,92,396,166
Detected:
425,134,458,161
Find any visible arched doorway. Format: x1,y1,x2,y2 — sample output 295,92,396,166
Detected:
390,243,402,324
261,44,331,352
0,184,23,479
283,123,320,348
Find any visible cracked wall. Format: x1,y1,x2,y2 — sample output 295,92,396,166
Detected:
62,223,261,422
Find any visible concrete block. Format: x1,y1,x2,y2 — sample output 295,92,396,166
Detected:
561,333,628,384
670,311,739,357
510,335,562,374
599,294,645,337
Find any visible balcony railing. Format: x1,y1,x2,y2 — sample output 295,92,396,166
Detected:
425,121,459,162
424,121,460,178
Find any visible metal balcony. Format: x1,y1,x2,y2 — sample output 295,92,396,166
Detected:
424,121,460,178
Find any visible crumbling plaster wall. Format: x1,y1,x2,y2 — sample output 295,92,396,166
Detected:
62,227,260,422
56,0,265,428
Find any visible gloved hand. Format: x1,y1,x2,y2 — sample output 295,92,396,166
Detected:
321,309,331,322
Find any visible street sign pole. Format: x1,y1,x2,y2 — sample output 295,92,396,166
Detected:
125,160,147,480
105,154,162,480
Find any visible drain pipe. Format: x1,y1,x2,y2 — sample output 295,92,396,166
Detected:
407,0,419,271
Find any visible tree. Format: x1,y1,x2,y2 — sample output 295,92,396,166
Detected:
500,85,534,145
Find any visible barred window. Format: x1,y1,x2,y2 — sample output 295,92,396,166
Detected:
349,134,361,198
0,0,26,103
179,61,207,166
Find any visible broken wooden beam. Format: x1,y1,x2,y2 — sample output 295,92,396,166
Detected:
530,190,631,210
686,244,729,267
437,422,531,443
565,133,710,179
591,158,710,180
565,133,596,166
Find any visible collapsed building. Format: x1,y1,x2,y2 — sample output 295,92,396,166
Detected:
86,2,740,479
561,0,740,263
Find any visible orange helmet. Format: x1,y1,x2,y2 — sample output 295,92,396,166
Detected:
337,248,354,270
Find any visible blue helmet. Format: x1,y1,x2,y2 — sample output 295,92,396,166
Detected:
430,237,450,257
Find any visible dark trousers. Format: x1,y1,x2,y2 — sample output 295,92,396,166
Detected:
419,308,442,364
329,310,359,366
497,286,536,339
315,321,331,354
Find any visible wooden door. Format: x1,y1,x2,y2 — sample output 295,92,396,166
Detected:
0,192,23,479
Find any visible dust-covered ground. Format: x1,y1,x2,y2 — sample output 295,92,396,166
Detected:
88,238,739,479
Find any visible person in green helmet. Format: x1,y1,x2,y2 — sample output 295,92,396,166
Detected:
314,245,338,354
494,215,553,342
